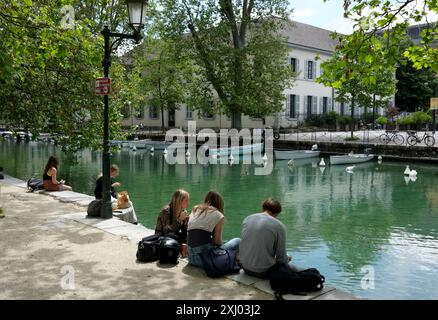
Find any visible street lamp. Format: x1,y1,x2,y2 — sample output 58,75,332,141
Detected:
100,0,148,219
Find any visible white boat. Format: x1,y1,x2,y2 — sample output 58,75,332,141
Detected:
330,154,374,165
274,150,320,160
208,143,264,157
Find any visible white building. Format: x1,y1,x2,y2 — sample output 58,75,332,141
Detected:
122,21,385,130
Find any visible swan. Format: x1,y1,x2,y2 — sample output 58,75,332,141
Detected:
378,155,383,161
229,154,234,161
150,147,154,153
288,159,294,167
409,170,417,177
186,150,191,157
311,144,318,151
319,158,326,167
163,148,168,155
404,165,411,176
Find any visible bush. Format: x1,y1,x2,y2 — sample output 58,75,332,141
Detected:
338,115,356,125
377,116,388,126
396,111,432,126
305,114,324,127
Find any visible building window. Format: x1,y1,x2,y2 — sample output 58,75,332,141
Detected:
149,106,158,119
323,97,328,114
291,58,297,73
203,101,215,120
307,61,314,79
340,103,345,116
289,95,296,118
122,105,130,119
307,96,313,116
186,106,193,119
136,106,144,119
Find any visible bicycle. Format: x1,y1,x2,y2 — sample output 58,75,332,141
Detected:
406,131,436,147
378,130,405,145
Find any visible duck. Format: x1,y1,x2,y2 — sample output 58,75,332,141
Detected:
346,165,355,172
378,155,383,161
404,165,411,176
132,146,137,152
150,147,154,153
229,154,234,162
311,144,318,151
288,159,294,167
409,170,417,177
319,158,326,167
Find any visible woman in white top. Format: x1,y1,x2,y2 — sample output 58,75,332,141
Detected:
187,191,240,268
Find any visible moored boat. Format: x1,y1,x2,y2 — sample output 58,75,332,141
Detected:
330,154,374,165
208,143,264,157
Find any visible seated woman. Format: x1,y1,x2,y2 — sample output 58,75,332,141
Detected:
94,164,121,200
155,189,190,244
187,191,240,268
43,156,72,191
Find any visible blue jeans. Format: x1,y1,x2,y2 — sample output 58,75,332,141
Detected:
188,238,241,268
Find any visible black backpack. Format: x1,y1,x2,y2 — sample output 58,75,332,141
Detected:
158,237,180,264
27,178,44,192
136,234,161,263
270,268,325,299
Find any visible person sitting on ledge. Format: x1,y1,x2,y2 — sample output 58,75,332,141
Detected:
155,189,190,244
94,164,121,200
239,198,302,279
43,156,72,191
187,191,240,268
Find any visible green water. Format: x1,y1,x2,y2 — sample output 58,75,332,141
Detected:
1,140,438,299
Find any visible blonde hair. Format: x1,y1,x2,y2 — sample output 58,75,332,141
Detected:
169,189,189,221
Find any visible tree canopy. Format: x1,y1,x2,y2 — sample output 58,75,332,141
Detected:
157,0,295,129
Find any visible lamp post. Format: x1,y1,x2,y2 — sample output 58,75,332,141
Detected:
101,0,148,219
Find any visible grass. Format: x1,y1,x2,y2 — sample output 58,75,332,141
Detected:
344,136,360,141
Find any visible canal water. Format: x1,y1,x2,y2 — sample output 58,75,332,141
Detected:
1,140,438,299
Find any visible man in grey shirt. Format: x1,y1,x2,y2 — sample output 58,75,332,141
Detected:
240,198,301,278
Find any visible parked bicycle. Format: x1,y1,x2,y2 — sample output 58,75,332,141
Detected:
378,130,405,145
406,131,435,147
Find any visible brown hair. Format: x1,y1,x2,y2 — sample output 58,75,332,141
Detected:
195,191,224,215
97,164,119,179
44,156,59,174
262,198,282,216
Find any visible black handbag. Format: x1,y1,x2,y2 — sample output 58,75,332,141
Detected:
199,247,241,278
136,234,161,262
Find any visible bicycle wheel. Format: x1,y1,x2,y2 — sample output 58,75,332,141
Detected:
407,135,418,146
393,134,405,145
378,134,390,144
273,132,280,140
425,135,436,147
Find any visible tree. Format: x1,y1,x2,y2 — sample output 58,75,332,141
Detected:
0,0,138,155
131,37,193,131
396,60,438,112
325,0,438,71
158,0,294,129
317,32,397,137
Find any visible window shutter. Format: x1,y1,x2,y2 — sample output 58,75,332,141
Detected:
303,96,308,118
328,98,333,112
304,60,308,80
286,95,291,118
295,95,300,118
296,58,300,76
313,61,317,80
320,97,323,114
313,96,317,114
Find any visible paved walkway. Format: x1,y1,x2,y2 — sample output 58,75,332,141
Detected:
0,176,360,300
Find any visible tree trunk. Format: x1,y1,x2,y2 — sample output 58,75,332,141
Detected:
161,105,165,133
231,111,242,130
350,96,355,138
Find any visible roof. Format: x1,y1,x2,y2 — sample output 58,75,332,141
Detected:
278,20,340,53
